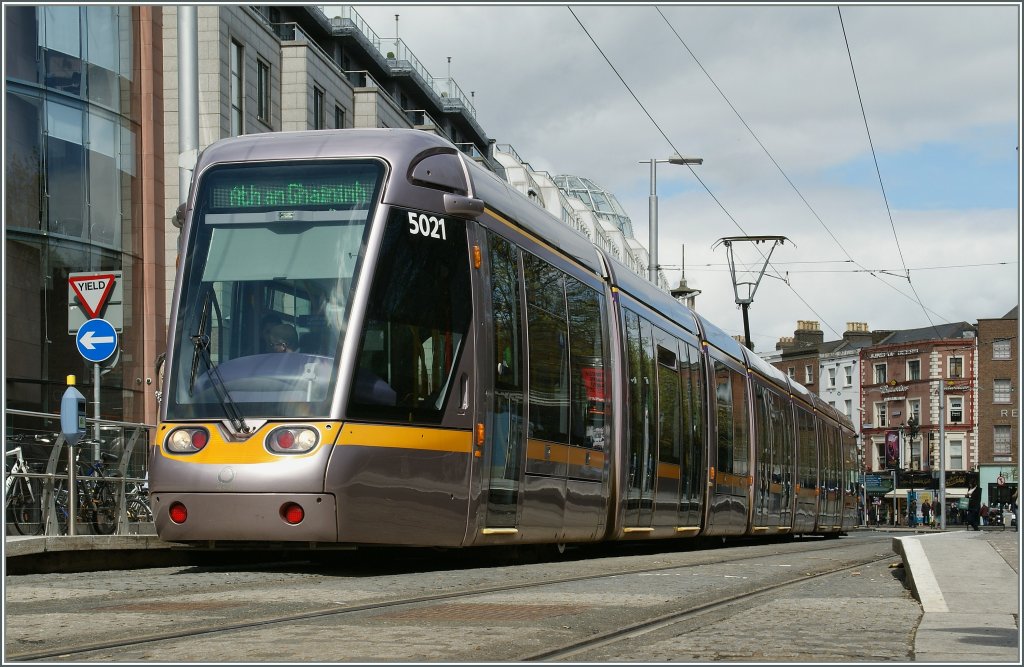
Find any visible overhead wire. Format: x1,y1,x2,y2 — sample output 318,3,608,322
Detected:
837,6,946,338
657,5,958,336
568,6,842,337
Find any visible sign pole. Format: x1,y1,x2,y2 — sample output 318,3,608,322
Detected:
939,378,946,530
93,362,101,460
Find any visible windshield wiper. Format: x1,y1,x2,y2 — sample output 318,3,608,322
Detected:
187,292,211,396
187,291,251,434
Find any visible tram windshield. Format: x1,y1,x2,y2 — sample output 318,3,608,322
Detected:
165,160,384,421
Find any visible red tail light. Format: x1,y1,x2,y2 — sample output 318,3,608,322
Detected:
281,502,304,525
169,502,188,524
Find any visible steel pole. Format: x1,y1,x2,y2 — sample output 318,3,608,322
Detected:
939,378,946,529
741,303,752,350
648,159,658,284
178,6,199,202
93,362,101,460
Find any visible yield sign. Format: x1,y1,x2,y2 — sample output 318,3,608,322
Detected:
69,273,116,319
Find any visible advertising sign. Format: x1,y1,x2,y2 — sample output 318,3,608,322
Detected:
885,430,900,469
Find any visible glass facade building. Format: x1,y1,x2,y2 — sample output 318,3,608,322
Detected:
552,175,636,239
5,6,155,422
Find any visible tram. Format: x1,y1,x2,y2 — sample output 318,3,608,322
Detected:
150,129,859,548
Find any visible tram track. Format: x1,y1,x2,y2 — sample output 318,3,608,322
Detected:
515,554,893,661
8,538,894,662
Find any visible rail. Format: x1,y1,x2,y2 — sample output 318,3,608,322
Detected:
4,409,153,537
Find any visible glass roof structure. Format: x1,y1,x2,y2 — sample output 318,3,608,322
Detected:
552,175,635,239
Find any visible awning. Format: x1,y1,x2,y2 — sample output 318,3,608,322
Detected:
882,488,970,499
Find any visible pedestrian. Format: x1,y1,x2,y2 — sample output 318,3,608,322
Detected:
933,501,941,528
908,499,917,528
967,485,982,531
1011,488,1018,531
980,503,989,526
921,499,931,527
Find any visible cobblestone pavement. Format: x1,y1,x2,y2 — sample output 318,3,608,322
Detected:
574,544,919,662
6,532,913,662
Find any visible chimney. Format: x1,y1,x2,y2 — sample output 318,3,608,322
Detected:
794,320,823,346
843,322,872,344
776,336,796,351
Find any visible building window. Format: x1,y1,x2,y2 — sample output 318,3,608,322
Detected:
875,402,887,428
948,439,963,470
845,399,852,416
948,396,963,424
313,85,325,130
257,59,270,124
874,363,887,385
828,367,836,388
804,365,813,384
994,426,1012,455
907,359,920,381
948,356,963,379
908,399,921,424
787,367,795,379
335,105,345,129
993,379,1012,404
230,40,244,136
844,366,853,387
993,339,1011,360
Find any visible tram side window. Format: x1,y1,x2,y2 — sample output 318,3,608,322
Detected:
680,342,705,507
566,276,606,449
797,409,816,490
731,368,749,477
656,334,681,466
714,360,734,475
349,209,471,422
524,252,569,443
489,234,522,394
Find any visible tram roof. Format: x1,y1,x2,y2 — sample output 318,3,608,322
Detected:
193,128,456,173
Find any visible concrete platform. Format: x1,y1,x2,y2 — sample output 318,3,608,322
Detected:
892,528,1020,663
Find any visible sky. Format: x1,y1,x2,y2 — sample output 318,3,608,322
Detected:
340,2,1020,350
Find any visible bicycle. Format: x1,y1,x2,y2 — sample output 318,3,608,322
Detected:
5,444,44,535
52,448,120,535
123,477,153,524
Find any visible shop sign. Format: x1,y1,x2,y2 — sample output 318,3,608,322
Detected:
865,474,893,494
867,348,920,359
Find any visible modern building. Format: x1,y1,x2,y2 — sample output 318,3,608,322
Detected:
5,6,164,425
976,306,1019,508
4,5,497,427
5,4,662,431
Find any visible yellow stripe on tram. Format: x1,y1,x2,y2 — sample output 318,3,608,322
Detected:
336,423,473,454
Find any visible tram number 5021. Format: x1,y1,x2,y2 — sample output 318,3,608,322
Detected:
408,211,447,241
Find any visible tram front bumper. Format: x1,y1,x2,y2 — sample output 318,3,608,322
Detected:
151,492,338,543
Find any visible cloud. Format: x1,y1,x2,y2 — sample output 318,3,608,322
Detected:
347,3,1020,346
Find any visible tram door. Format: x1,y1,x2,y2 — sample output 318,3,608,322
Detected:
624,310,657,528
483,233,525,528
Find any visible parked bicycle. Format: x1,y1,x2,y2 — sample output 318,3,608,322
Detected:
123,475,153,524
5,443,44,535
52,445,120,535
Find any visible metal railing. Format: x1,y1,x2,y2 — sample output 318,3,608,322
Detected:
5,410,153,537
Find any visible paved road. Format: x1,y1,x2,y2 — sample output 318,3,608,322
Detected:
6,532,919,662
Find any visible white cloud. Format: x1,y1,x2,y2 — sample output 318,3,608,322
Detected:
347,3,1020,346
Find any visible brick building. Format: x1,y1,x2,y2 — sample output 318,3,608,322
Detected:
976,306,1019,508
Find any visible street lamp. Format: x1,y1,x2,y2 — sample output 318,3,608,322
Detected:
640,154,702,284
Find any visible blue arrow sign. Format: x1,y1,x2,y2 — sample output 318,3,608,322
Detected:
76,318,118,363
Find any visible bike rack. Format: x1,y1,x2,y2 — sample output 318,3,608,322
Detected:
5,409,154,537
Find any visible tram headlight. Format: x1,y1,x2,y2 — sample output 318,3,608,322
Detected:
266,426,319,454
166,428,210,453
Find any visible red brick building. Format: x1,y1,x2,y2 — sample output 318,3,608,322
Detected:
858,323,979,526
976,306,1018,507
